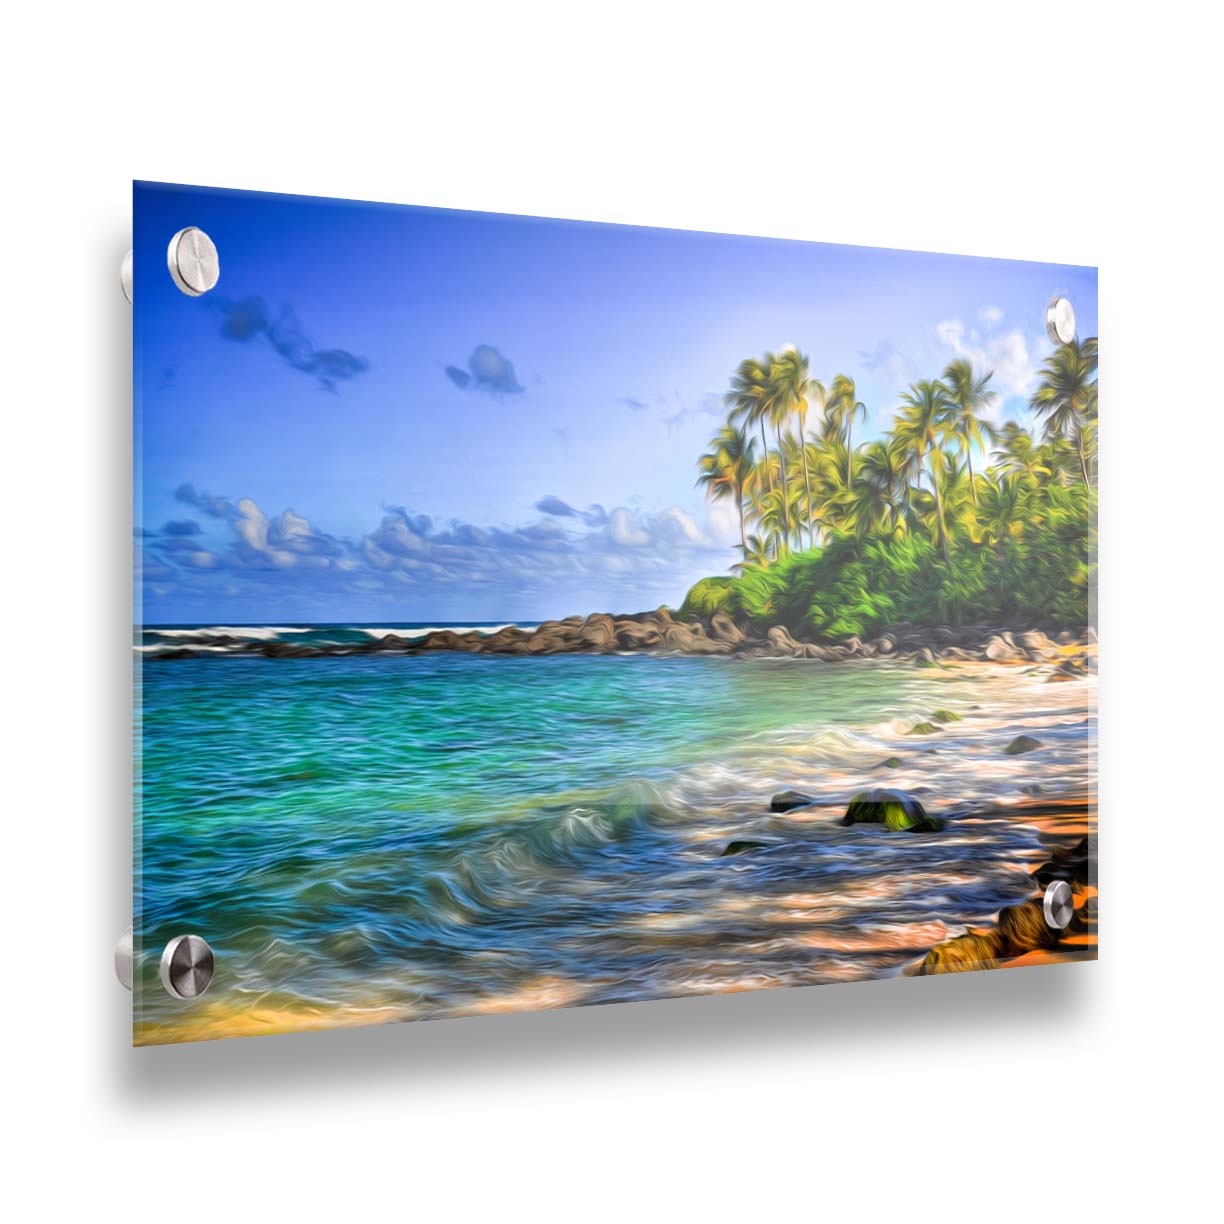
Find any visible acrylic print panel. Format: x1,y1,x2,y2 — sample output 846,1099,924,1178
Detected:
132,182,1098,1045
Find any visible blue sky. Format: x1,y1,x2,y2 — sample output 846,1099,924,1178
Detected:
134,182,1098,625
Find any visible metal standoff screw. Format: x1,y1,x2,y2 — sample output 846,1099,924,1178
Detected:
1045,296,1076,345
120,249,133,304
1043,880,1075,930
166,226,220,297
114,926,133,990
159,934,215,999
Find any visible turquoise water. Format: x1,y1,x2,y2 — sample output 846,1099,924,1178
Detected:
134,640,1097,1043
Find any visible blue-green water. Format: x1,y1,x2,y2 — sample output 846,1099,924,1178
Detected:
134,634,1096,1043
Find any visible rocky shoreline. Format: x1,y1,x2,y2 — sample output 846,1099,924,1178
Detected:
739,783,1098,976
147,607,1098,673
915,832,1097,974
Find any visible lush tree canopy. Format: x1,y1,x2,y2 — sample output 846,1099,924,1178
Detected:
685,342,1098,640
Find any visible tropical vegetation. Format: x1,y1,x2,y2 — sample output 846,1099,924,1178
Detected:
683,340,1098,641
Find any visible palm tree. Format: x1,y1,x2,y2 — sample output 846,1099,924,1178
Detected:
754,486,795,561
942,359,996,506
976,471,1029,546
939,456,979,545
725,356,775,504
762,370,797,554
1030,338,1098,488
732,533,772,573
825,373,868,491
804,433,852,539
854,436,911,536
895,379,956,563
697,422,756,559
769,349,824,550
745,449,784,560
992,423,1051,488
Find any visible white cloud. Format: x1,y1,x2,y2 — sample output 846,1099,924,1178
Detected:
936,316,1040,403
704,500,742,549
144,489,736,615
978,305,1004,327
608,508,652,548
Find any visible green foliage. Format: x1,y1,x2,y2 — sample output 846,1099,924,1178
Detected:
682,576,738,617
681,482,1097,638
690,338,1099,638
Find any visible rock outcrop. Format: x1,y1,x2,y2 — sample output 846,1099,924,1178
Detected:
146,608,1099,671
841,788,943,833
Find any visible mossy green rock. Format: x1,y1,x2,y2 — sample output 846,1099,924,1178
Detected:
907,722,941,735
878,756,905,769
930,709,962,723
842,787,943,833
721,839,769,857
1004,734,1043,755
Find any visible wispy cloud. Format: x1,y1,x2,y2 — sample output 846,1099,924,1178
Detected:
445,344,525,396
211,297,370,391
858,339,917,391
174,483,236,519
534,495,607,527
662,392,724,433
936,315,1041,400
143,485,735,616
160,519,201,537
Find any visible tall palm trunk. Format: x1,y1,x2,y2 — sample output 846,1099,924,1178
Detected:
775,425,792,552
965,432,978,506
736,487,747,557
929,456,951,566
756,418,777,558
1075,427,1091,488
798,408,814,550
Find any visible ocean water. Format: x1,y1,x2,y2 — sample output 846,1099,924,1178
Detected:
133,626,1097,1043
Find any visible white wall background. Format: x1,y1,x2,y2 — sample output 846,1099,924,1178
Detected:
3,3,1218,1218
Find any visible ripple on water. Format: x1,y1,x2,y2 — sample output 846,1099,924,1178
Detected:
134,654,1096,1042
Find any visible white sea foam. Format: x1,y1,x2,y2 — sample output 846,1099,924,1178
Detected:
358,624,539,640
146,625,312,641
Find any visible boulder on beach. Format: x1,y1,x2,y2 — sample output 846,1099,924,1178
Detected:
578,613,617,650
1034,837,1091,888
616,621,663,650
841,787,943,833
996,900,1060,954
917,932,1002,974
1018,630,1060,660
770,790,814,813
765,625,806,657
263,641,327,657
720,839,769,857
480,625,530,654
1004,734,1044,755
803,643,836,661
414,629,480,652
985,635,1023,662
525,626,580,654
708,611,744,645
662,622,730,654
